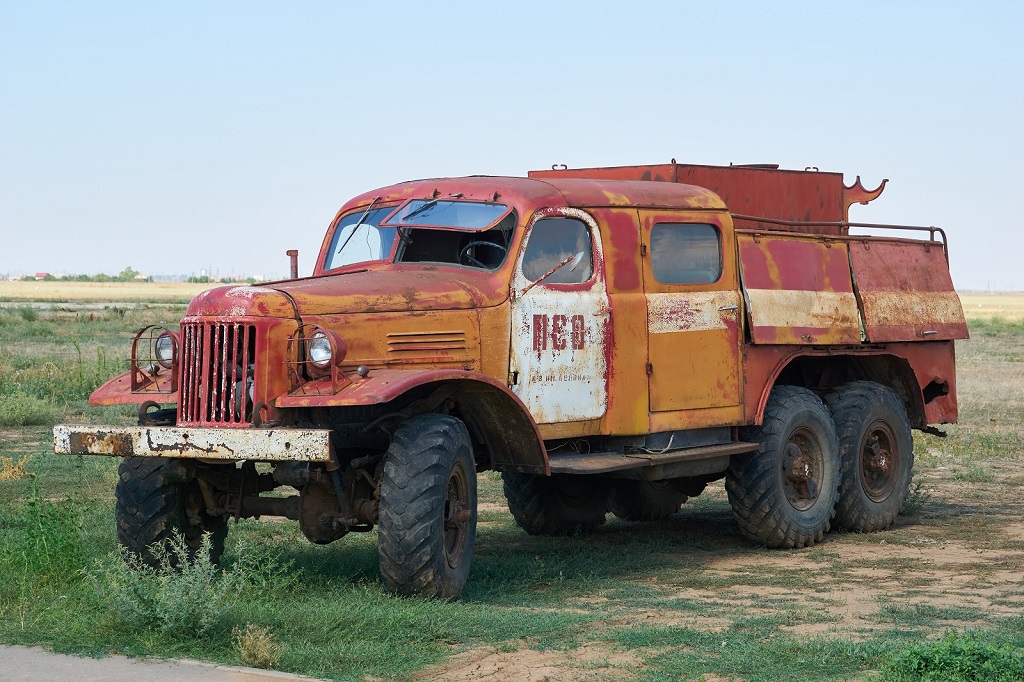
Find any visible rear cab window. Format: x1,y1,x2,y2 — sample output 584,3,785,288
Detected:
650,223,722,285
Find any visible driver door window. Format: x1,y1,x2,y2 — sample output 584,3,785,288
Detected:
521,218,593,284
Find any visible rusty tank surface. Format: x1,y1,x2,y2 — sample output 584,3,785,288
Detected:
54,161,966,599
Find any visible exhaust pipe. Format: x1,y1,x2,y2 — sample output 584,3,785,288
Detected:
286,249,298,279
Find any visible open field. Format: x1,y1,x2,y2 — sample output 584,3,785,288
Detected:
958,293,1024,321
0,290,1023,680
0,280,225,304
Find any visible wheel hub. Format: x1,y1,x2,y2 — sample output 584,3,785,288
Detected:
861,423,899,501
443,465,471,568
782,432,822,510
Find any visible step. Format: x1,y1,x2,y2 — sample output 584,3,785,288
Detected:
547,441,760,475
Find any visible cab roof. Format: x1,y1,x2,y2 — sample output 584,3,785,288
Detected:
337,175,727,217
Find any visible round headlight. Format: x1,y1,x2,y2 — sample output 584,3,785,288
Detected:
307,331,333,368
154,333,175,368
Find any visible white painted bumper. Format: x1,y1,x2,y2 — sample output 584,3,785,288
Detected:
53,424,332,462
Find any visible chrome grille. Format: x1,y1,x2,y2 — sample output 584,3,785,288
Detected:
179,322,257,425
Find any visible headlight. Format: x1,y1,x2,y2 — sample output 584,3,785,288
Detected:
155,333,175,368
307,331,333,368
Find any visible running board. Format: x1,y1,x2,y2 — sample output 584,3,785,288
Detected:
547,441,760,475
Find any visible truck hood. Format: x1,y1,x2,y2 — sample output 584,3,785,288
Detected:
187,285,298,318
270,267,507,316
187,267,507,318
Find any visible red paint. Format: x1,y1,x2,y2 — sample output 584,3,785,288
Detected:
849,239,968,342
531,162,885,235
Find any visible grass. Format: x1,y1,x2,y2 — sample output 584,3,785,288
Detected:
1,289,1023,680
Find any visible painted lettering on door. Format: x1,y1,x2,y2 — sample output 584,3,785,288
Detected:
532,314,586,352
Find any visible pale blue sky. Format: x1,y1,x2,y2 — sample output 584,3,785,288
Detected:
2,1,1021,288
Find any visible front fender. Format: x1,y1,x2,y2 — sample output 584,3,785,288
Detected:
275,369,549,475
89,371,178,406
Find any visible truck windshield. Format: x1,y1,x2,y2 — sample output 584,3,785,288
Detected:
382,200,510,230
324,207,399,270
324,204,518,272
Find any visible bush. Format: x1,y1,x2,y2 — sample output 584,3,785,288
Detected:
0,392,58,426
16,306,38,322
93,535,299,639
96,533,241,638
882,632,1024,681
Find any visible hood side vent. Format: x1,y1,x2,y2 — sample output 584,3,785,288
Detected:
387,330,467,353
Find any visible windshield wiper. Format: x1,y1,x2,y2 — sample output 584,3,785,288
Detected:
401,199,437,222
336,196,381,254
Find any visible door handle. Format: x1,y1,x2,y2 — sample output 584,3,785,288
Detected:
594,307,611,317
719,305,739,312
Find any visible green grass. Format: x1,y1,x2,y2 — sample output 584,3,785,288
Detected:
965,316,1024,337
881,631,1024,681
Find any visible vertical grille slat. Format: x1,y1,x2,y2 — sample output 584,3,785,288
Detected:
178,321,257,426
227,325,238,423
192,325,203,421
218,325,230,422
179,325,192,421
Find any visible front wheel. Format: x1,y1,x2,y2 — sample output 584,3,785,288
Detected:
377,414,477,599
115,457,227,566
726,385,840,548
826,381,914,532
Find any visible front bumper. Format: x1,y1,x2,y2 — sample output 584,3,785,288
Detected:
53,424,332,462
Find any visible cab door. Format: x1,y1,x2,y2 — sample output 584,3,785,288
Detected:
509,208,611,426
640,210,743,417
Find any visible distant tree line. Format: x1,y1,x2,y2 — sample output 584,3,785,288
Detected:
20,267,262,284
22,267,147,282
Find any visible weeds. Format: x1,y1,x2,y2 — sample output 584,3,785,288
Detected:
901,478,932,516
0,392,58,427
95,533,239,638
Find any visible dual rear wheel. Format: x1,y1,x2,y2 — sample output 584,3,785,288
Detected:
726,382,914,548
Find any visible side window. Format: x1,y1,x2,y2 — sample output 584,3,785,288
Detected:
521,217,594,284
650,223,722,285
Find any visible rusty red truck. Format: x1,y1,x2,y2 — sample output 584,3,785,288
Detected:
55,161,966,598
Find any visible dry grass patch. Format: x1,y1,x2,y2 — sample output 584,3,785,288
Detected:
233,624,283,669
0,455,33,480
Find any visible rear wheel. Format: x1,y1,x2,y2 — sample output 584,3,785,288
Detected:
609,479,687,522
115,457,227,566
826,381,914,532
726,385,840,548
377,414,477,599
502,473,609,535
